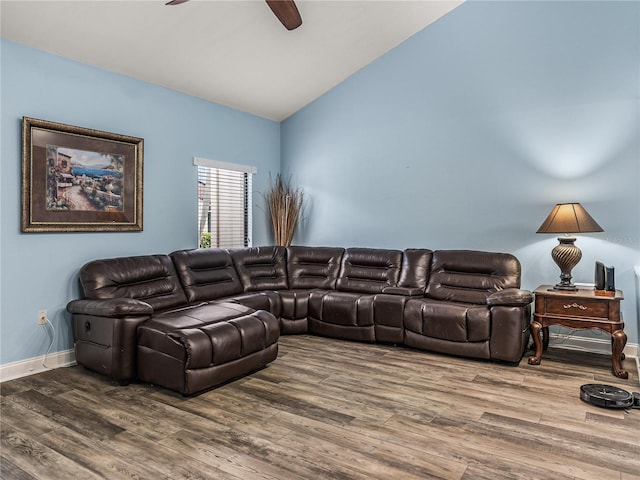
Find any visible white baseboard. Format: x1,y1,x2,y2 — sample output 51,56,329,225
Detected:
1,336,639,383
0,349,76,383
548,333,640,380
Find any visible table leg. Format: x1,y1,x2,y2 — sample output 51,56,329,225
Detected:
528,320,543,365
611,336,626,360
542,326,549,350
611,329,628,379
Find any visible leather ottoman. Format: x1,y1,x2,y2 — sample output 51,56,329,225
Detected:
136,302,279,395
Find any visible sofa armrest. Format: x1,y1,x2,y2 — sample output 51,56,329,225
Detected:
486,288,533,307
67,298,153,317
381,286,424,296
489,304,532,362
72,312,150,383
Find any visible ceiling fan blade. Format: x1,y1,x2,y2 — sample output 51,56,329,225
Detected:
265,0,302,31
165,0,302,31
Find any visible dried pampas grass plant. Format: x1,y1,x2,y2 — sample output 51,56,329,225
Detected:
266,173,304,247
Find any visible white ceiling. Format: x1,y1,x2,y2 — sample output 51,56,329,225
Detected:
1,0,462,121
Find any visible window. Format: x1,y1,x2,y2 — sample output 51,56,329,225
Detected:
194,157,256,249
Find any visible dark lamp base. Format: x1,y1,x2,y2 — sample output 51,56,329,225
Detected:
550,236,581,292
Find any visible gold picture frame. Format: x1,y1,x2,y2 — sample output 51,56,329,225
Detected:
22,117,143,232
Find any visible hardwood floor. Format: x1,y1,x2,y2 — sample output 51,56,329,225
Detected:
2,335,639,480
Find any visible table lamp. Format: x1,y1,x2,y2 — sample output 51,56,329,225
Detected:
536,203,603,291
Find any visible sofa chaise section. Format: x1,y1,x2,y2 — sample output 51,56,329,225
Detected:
137,302,278,395
67,253,280,393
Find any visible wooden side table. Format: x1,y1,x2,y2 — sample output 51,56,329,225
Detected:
528,285,627,379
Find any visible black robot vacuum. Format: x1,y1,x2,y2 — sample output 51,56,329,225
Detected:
580,384,640,409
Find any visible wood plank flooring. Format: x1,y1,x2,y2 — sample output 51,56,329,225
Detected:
2,335,639,480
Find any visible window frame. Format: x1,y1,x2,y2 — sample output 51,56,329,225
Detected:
194,157,256,249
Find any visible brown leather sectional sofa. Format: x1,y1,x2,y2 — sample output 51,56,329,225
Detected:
67,246,533,395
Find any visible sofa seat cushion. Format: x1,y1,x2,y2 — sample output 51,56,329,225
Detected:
139,302,278,368
404,299,490,343
136,302,279,395
279,289,313,320
310,291,374,327
307,291,376,342
277,289,331,334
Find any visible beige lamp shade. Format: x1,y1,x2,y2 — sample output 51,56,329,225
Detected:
536,203,603,234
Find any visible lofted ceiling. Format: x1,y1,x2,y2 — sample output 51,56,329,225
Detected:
1,0,462,121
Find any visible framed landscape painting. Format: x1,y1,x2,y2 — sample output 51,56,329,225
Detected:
22,117,144,232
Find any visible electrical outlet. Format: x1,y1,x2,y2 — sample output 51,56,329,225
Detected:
37,310,47,325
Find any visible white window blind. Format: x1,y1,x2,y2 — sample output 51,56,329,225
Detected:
194,157,255,249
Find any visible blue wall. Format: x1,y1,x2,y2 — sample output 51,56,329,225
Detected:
282,1,640,344
0,40,280,365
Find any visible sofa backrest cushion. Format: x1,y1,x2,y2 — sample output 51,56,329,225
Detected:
170,248,244,302
336,248,403,294
287,246,344,289
79,254,188,312
230,246,288,292
398,249,433,290
425,250,521,305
